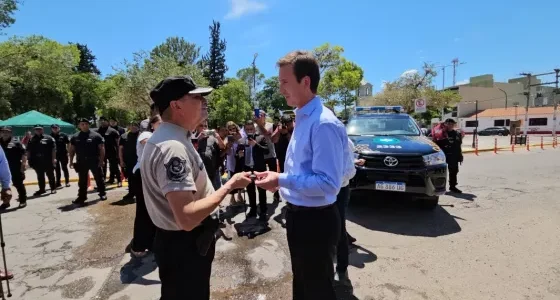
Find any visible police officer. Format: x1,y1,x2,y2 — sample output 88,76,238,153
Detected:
142,76,251,299
109,117,125,135
97,117,122,187
433,119,463,193
0,126,27,209
26,125,57,195
50,124,71,188
69,118,107,204
119,122,140,200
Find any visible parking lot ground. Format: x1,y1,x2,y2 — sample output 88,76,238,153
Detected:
2,148,559,300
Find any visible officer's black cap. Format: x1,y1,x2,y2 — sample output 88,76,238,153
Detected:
78,118,90,124
33,125,43,130
149,76,213,115
129,121,140,127
0,126,12,132
109,117,117,121
444,118,457,124
51,124,60,128
99,116,108,121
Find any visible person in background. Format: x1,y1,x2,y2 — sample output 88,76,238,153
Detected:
433,118,463,193
127,115,162,258
97,117,122,187
119,122,140,201
225,121,244,206
271,114,294,202
50,124,71,188
238,120,269,221
254,50,346,299
140,103,160,132
21,131,31,147
109,117,126,135
69,118,107,204
194,120,225,190
216,125,229,180
27,125,57,196
0,126,26,209
253,111,278,184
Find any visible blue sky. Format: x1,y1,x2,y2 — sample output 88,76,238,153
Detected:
2,0,559,92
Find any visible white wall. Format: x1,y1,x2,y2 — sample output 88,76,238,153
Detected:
458,113,558,134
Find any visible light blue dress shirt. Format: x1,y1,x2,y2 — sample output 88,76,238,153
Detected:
278,96,348,207
0,147,12,189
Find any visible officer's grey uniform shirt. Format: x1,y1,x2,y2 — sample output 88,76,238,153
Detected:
140,122,215,231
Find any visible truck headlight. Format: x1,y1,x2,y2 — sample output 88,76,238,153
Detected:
423,151,446,166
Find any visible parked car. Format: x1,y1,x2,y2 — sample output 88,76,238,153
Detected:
477,127,510,136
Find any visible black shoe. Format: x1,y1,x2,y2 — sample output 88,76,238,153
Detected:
106,181,115,185
72,198,86,205
450,187,463,193
347,233,357,245
56,183,62,189
99,195,107,201
33,190,46,196
18,202,27,208
117,182,122,188
334,270,353,289
51,190,57,195
258,211,268,222
125,241,132,253
246,208,257,218
65,183,71,187
0,203,10,211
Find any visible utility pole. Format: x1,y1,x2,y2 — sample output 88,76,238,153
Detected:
520,73,532,135
441,67,445,89
451,58,466,86
553,69,559,140
471,100,479,148
252,53,258,108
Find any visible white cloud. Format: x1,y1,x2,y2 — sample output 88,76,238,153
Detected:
225,0,267,19
400,69,418,78
455,79,469,86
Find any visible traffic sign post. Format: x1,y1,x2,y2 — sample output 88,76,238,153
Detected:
414,99,427,113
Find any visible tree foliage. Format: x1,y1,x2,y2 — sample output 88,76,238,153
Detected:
0,0,18,34
313,43,344,75
72,43,101,75
201,20,228,89
208,79,252,127
150,36,201,67
236,66,264,99
256,76,290,113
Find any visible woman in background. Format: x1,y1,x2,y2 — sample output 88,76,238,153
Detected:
224,121,244,205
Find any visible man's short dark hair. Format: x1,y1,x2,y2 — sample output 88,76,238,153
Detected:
277,50,320,93
244,120,254,127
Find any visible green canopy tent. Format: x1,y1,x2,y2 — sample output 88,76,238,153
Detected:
0,110,76,137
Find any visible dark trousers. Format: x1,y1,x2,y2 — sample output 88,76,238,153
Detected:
77,160,106,199
55,155,70,186
244,166,267,214
132,170,156,252
104,155,121,183
124,162,136,196
35,164,56,192
9,167,26,202
286,203,340,300
448,161,459,188
335,186,350,273
154,226,215,300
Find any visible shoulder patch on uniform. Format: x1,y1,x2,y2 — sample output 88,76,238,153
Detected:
165,157,188,182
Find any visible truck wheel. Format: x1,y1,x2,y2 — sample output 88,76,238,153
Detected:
420,196,439,210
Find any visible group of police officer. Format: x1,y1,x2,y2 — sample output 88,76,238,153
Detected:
0,116,141,210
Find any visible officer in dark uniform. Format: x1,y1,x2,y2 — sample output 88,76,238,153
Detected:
50,124,71,188
433,119,463,193
119,122,139,200
96,117,122,187
26,125,57,195
69,118,107,204
109,117,126,135
0,126,27,209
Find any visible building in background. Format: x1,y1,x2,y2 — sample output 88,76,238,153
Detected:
458,106,559,134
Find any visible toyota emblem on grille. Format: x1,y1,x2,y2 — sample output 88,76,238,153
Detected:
383,156,399,167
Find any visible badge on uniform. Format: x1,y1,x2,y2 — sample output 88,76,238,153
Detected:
165,157,188,182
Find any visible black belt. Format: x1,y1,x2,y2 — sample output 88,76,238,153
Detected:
286,202,335,212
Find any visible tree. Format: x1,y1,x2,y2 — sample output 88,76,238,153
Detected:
0,35,80,118
236,66,264,98
313,43,344,75
0,0,18,34
71,43,101,75
209,79,252,127
256,76,289,113
201,20,228,88
150,37,201,67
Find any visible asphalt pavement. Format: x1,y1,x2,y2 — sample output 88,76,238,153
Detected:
2,148,559,300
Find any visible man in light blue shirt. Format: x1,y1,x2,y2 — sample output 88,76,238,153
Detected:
0,147,13,207
255,50,347,300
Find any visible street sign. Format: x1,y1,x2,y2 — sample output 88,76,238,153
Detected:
414,98,427,113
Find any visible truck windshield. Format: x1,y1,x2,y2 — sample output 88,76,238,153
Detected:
346,116,421,136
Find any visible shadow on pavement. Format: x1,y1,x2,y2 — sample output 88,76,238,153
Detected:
446,191,477,201
347,195,462,237
348,245,377,269
120,254,160,285
335,284,360,300
110,197,136,206
273,205,287,228
57,199,101,212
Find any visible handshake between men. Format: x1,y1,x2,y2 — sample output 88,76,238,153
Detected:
230,171,281,193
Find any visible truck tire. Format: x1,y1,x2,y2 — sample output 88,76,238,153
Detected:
420,196,439,210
